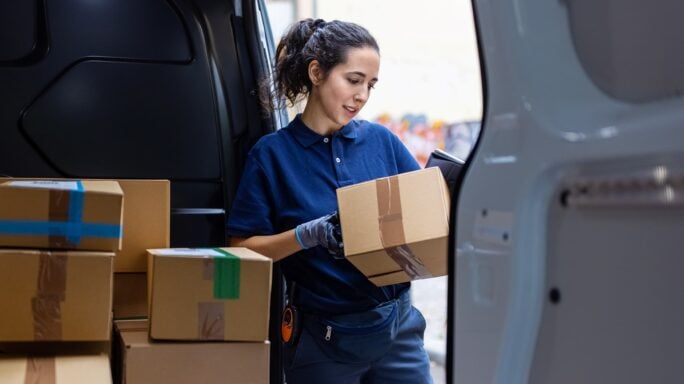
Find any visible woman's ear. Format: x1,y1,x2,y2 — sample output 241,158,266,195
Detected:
308,60,322,86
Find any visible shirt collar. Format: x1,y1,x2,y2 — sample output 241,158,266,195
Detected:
290,114,358,148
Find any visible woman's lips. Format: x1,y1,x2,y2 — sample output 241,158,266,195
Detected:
344,106,358,116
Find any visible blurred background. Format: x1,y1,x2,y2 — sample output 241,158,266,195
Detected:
264,0,483,381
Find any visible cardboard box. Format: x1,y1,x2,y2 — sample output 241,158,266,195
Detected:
113,180,170,272
0,180,123,252
0,354,111,383
114,320,269,384
147,248,272,342
337,167,450,286
0,249,114,341
113,273,148,320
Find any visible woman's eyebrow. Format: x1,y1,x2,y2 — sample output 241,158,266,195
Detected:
348,71,379,82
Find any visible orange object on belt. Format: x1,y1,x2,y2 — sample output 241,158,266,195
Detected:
281,305,297,345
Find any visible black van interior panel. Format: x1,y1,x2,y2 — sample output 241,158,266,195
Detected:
0,1,46,65
0,0,266,247
1,0,281,381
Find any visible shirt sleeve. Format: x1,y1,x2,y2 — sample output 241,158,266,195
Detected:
226,154,275,238
390,132,421,173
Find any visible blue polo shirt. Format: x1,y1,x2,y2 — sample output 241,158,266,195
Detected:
226,115,420,314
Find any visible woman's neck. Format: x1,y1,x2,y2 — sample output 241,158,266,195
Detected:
300,98,342,136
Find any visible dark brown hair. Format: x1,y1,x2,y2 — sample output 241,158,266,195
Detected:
261,19,379,110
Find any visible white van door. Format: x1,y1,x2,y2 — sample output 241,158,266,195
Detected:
453,0,684,383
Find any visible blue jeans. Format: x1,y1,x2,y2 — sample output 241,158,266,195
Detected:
284,291,433,384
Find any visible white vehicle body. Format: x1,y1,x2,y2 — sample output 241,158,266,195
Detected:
454,0,684,382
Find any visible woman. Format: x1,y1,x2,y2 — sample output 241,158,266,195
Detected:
227,18,432,384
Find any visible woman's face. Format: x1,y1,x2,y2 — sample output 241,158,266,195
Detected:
309,46,380,131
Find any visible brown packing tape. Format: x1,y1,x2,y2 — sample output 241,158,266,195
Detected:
385,245,432,279
37,252,67,300
375,177,432,280
197,256,229,339
202,258,214,280
33,252,67,341
24,356,56,384
375,176,404,247
197,302,224,340
31,298,62,341
48,189,70,248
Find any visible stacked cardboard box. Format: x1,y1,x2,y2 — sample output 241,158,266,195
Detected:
0,180,123,252
0,179,123,382
114,320,269,384
0,354,112,383
0,249,114,342
111,180,170,320
147,247,272,342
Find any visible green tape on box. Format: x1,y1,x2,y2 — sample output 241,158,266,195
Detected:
212,248,240,299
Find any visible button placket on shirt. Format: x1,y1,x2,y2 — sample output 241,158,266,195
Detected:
330,135,352,187
330,138,339,167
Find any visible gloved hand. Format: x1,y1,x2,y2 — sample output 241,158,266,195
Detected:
295,212,344,257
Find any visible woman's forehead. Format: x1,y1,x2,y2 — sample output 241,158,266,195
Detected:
337,47,380,76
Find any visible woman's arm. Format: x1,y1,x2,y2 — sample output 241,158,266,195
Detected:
229,229,302,262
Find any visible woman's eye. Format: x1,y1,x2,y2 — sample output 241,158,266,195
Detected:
368,83,376,90
348,78,361,85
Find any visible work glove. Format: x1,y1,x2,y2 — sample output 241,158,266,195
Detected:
295,212,344,257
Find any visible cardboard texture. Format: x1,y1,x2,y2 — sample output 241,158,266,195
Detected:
0,354,111,384
0,180,123,252
114,320,269,384
0,249,113,342
337,167,450,286
113,180,170,272
113,273,148,320
147,248,272,342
